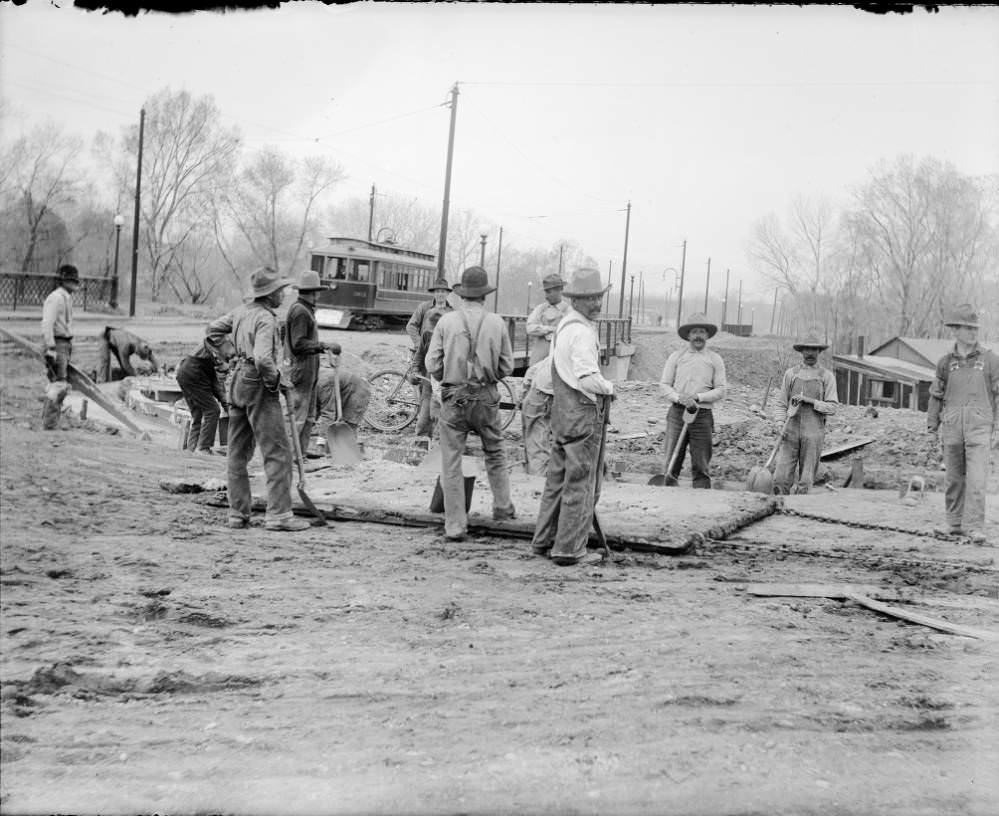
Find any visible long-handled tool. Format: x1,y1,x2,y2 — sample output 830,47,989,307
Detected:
591,394,614,559
746,407,797,494
648,403,699,486
281,391,327,526
324,351,362,466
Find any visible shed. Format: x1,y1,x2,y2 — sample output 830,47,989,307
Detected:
833,353,935,412
868,337,953,370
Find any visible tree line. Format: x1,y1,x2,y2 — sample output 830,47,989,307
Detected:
2,88,996,344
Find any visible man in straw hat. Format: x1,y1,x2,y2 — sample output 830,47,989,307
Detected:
658,312,728,488
426,266,516,541
531,267,615,566
526,273,570,366
284,269,341,455
927,304,999,545
206,266,310,532
40,264,80,430
772,331,839,495
407,278,453,437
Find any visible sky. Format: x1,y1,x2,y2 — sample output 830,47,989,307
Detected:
1,2,997,307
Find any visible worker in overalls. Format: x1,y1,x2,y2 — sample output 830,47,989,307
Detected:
525,273,570,366
927,304,999,544
407,278,453,438
773,331,839,495
530,267,615,566
426,266,516,541
206,266,309,533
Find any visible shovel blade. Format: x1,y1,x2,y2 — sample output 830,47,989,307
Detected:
297,486,328,526
325,422,362,466
746,464,774,494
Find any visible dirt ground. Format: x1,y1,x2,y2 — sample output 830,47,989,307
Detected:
2,314,999,815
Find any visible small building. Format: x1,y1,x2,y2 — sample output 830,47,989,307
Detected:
833,336,941,412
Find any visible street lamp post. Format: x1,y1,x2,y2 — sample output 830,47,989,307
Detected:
526,282,532,314
110,214,124,309
479,232,488,267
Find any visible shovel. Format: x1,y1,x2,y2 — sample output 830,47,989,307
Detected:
746,408,796,494
648,403,699,486
324,351,362,466
281,391,328,526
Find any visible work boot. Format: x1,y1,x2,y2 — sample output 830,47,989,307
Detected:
265,517,311,532
933,526,963,538
531,542,552,556
492,504,517,522
227,517,249,529
551,551,604,567
444,531,467,542
966,530,988,545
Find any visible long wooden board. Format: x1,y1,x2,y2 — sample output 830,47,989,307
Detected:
0,326,145,435
847,594,999,642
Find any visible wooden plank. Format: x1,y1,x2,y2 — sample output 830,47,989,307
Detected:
0,326,145,435
847,594,999,642
820,437,876,461
745,583,910,602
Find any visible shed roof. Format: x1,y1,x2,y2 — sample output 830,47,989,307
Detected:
833,354,935,383
869,336,953,367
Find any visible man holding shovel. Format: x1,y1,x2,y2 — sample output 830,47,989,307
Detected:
284,270,341,456
772,332,838,495
658,313,728,488
531,267,615,566
407,279,453,438
206,267,309,532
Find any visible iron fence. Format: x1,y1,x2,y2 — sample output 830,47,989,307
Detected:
0,273,114,312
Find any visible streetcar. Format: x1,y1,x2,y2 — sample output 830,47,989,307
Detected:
308,236,440,331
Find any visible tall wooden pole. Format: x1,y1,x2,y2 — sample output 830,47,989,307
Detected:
721,268,730,329
703,257,711,314
493,226,503,312
770,288,778,334
618,201,631,318
367,183,376,242
675,239,687,328
128,107,145,318
436,84,459,280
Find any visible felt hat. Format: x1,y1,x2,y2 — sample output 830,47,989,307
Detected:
293,270,326,292
792,331,829,352
541,273,565,291
452,266,495,298
57,264,80,283
562,267,610,298
944,303,980,329
246,266,294,300
678,313,718,340
428,278,452,292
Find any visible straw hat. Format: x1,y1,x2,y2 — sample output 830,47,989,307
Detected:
293,270,326,292
562,267,610,298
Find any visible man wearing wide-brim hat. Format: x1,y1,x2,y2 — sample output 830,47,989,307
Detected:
772,331,839,495
406,277,453,437
525,272,570,366
927,304,999,544
284,269,342,456
206,266,310,532
658,313,728,488
40,264,80,430
426,266,516,541
531,267,616,566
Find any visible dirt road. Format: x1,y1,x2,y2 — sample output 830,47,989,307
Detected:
2,317,998,814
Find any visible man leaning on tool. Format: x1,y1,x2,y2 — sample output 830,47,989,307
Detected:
40,264,80,430
658,313,727,488
206,267,309,532
96,326,161,382
525,273,570,366
927,304,999,545
284,270,341,456
407,278,453,438
772,331,839,495
531,267,615,566
426,266,516,541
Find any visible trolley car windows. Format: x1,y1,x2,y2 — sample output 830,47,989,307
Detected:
396,270,409,291
351,261,370,282
310,255,324,274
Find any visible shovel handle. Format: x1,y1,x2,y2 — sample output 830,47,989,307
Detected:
327,350,345,422
764,415,794,469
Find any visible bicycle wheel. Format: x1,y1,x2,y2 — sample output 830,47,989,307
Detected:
365,369,421,432
497,378,518,431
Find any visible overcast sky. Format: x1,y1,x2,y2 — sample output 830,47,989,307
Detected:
1,2,997,303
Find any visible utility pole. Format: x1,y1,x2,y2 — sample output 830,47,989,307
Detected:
128,107,145,318
367,183,376,242
558,243,564,277
493,226,503,312
479,233,487,267
618,200,631,318
736,279,743,330
628,274,635,321
703,257,711,314
436,83,459,280
770,288,778,334
604,259,613,314
675,239,687,328
721,268,730,330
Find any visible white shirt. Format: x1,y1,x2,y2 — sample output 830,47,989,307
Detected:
551,308,614,402
41,286,74,348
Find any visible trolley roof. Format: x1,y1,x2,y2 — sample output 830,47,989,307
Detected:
313,236,436,266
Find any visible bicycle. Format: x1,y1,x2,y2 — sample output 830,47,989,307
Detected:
364,356,519,433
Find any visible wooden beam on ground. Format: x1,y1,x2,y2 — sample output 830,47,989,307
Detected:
744,583,912,602
846,594,999,642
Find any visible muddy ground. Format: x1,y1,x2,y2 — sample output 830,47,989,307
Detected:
2,314,999,814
